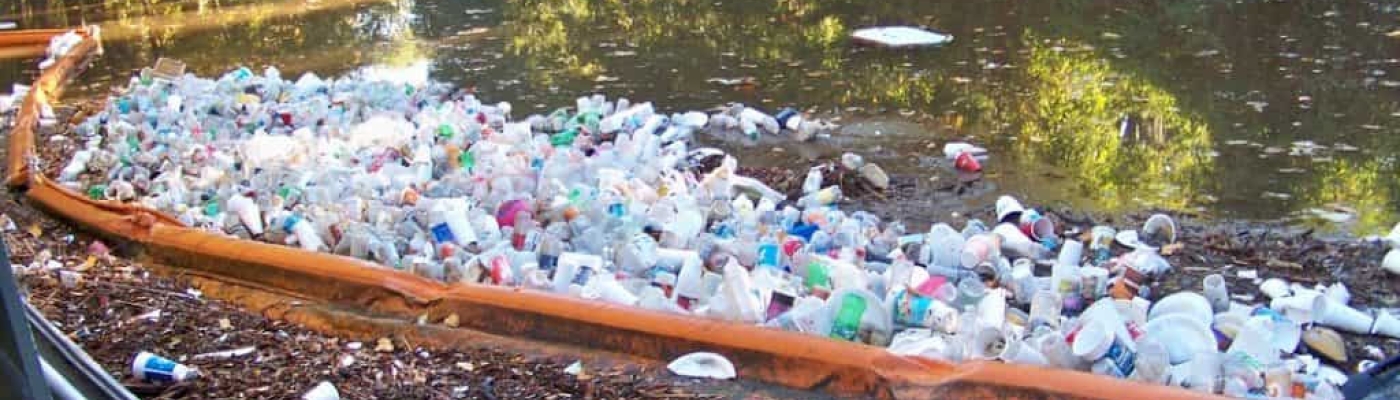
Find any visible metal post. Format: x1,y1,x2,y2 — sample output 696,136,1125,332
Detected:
0,240,54,400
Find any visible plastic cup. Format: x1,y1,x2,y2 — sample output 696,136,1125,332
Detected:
1259,278,1291,299
969,326,1006,360
1029,289,1062,329
1325,282,1351,305
1009,258,1037,304
1226,317,1279,366
1056,240,1084,268
1184,350,1222,393
914,275,958,303
961,219,989,238
995,196,1025,224
954,151,982,172
1311,294,1374,334
956,277,987,309
1264,366,1292,398
1383,249,1400,276
999,337,1049,366
701,272,724,299
132,351,197,383
992,223,1043,259
1372,311,1400,339
302,381,340,400
589,277,638,306
1078,266,1108,300
1131,338,1170,384
891,288,957,333
1033,330,1080,369
1018,209,1056,241
960,234,998,269
1203,274,1229,313
1141,214,1177,247
1050,261,1080,305
1071,321,1113,360
673,251,705,301
976,290,1007,331
1072,321,1136,376
1387,223,1400,249
1079,298,1136,352
926,224,966,268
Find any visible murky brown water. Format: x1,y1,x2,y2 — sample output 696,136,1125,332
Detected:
3,0,1399,234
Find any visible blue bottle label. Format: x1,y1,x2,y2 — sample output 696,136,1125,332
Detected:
572,266,594,286
142,355,178,382
431,223,455,243
757,243,780,268
1102,340,1136,377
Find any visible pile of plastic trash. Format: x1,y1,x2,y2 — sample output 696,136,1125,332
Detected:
53,65,1397,399
38,29,87,71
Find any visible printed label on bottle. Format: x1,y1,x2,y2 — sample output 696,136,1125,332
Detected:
893,290,934,328
1102,340,1136,377
830,293,867,341
757,243,780,268
142,355,179,382
538,253,558,271
572,266,594,286
431,223,455,243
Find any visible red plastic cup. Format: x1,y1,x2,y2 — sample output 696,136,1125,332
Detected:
1018,210,1056,241
954,151,982,172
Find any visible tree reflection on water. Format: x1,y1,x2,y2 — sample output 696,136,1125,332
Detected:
3,0,1396,232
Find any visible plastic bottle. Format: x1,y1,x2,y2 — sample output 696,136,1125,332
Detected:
429,201,478,247
1089,226,1116,265
798,186,841,209
278,213,326,251
830,291,868,341
536,230,563,272
598,103,653,134
721,258,763,323
756,235,781,270
1073,320,1136,378
1130,338,1170,384
511,212,540,251
226,192,264,235
737,106,779,135
1052,261,1083,311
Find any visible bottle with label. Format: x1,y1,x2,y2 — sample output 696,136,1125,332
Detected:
830,292,868,342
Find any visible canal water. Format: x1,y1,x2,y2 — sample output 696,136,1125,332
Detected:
3,0,1398,233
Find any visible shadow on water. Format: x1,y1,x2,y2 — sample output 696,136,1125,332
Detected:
2,0,1399,234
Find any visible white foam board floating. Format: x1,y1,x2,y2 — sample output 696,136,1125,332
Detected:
851,26,953,48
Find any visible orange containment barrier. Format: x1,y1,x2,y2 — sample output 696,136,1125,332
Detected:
0,28,77,47
6,31,1225,400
